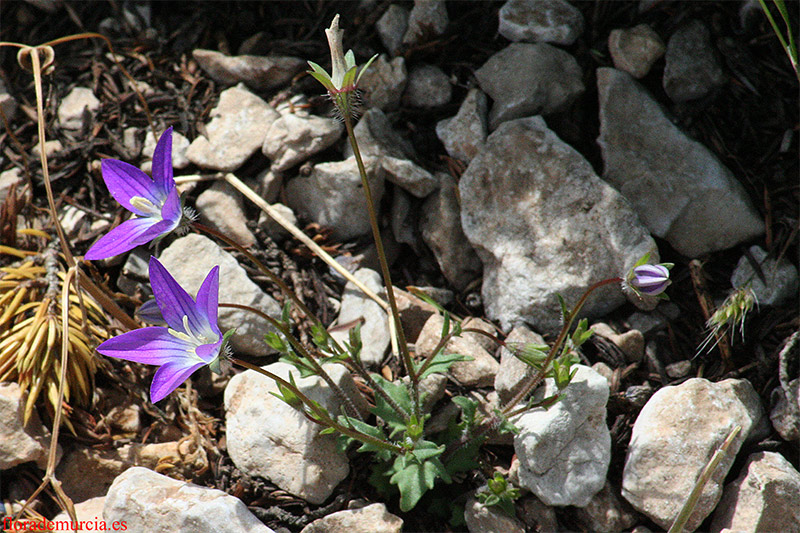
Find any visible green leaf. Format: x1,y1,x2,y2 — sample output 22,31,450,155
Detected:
370,374,413,437
390,449,451,511
336,413,393,461
355,53,379,85
307,70,335,91
511,342,549,369
556,293,570,323
348,322,363,364
633,251,651,268
280,301,292,326
571,318,594,348
451,396,479,430
264,331,288,353
405,287,446,313
417,351,471,380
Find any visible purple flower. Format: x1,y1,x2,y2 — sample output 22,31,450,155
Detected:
85,127,183,260
96,257,222,402
629,264,672,296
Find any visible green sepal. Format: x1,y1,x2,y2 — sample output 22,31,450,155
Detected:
556,293,570,323
355,53,379,85
632,251,652,268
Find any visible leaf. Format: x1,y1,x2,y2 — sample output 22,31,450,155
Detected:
370,374,413,437
417,351,471,380
336,413,392,461
390,450,451,512
556,293,570,323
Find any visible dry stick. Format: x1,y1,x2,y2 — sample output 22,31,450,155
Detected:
688,259,733,365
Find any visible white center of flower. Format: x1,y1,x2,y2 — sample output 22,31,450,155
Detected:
168,315,219,356
130,195,162,217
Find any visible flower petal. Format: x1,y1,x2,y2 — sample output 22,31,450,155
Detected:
149,256,206,335
150,360,206,403
101,159,163,214
96,327,196,365
195,266,220,337
160,186,183,228
151,127,175,196
195,339,222,363
84,216,165,260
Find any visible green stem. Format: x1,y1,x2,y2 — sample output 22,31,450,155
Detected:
343,113,417,416
231,357,402,454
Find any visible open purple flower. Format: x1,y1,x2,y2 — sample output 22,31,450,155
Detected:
96,257,223,402
85,127,183,260
629,263,672,296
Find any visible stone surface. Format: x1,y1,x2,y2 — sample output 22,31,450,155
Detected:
592,322,645,363
731,245,799,306
416,314,499,388
0,168,25,206
464,495,525,533
622,378,768,531
262,113,342,171
196,181,257,248
597,67,764,257
517,495,559,532
300,503,403,533
608,23,665,78
159,234,281,356
0,382,53,470
393,288,438,343
436,88,488,163
358,54,407,110
770,378,800,442
224,362,363,504
329,268,390,367
460,116,657,332
498,0,584,45
475,42,584,130
0,78,18,122
573,481,638,533
53,496,105,525
376,4,410,56
710,451,800,533
403,64,451,108
192,49,305,90
58,87,100,131
513,365,611,507
403,0,448,47
186,83,278,171
285,156,383,240
104,467,274,532
495,325,546,404
663,20,726,103
257,202,296,242
421,173,482,290
143,129,190,169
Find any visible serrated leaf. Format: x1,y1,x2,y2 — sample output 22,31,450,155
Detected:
390,451,451,511
337,413,393,461
417,351,471,380
451,396,479,429
369,374,413,437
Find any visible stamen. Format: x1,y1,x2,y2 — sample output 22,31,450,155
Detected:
130,196,162,217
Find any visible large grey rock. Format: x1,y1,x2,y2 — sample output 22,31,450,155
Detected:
192,49,305,90
58,87,100,131
159,234,281,356
421,173,482,290
262,113,342,171
464,495,526,533
710,451,800,533
403,64,451,108
731,245,798,306
572,481,638,533
329,269,390,367
513,365,611,507
0,382,54,470
460,116,657,332
622,378,768,531
608,24,665,78
597,68,764,257
104,467,274,532
224,362,364,504
436,88,488,163
403,0,448,47
376,4,410,56
186,83,278,171
196,181,257,248
498,0,584,45
663,20,726,103
300,503,403,533
475,43,584,129
770,378,800,442
285,156,383,240
358,54,407,110
495,325,545,404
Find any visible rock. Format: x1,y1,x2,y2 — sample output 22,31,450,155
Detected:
625,302,680,337
731,245,799,306
770,378,800,442
32,139,63,160
498,0,584,45
58,87,100,131
159,234,281,356
262,113,342,171
390,187,417,249
192,49,305,90
464,495,525,533
393,288,438,343
104,467,275,532
663,20,726,103
0,78,18,122
285,156,383,240
495,325,546,404
329,268,390,367
344,109,437,198
403,64,451,108
377,4,410,56
421,173,483,290
513,365,611,507
186,83,278,171
608,24,665,78
196,181,257,248
460,116,657,332
359,54,407,110
573,481,638,533
416,314,499,388
403,0,448,47
622,378,768,531
143,129,190,169
436,88,488,163
475,43,584,130
300,503,403,533
665,359,692,379
0,382,54,470
0,168,25,205
592,322,645,363
597,67,764,257
517,495,559,532
117,248,151,297
53,496,105,525
248,167,282,204
224,362,364,504
710,451,800,532
257,202,296,242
